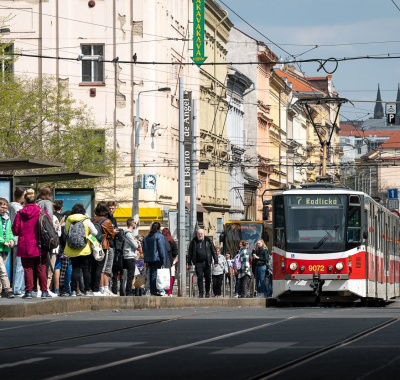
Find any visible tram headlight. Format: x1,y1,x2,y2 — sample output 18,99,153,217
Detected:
289,262,298,271
335,262,344,271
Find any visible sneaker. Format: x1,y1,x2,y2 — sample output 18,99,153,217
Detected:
105,289,118,297
198,294,204,298
76,291,83,297
61,292,70,297
22,292,32,299
160,293,168,297
36,290,42,298
41,291,52,299
14,292,24,297
168,294,174,297
7,291,15,299
234,295,239,298
47,290,58,297
85,291,94,296
92,291,104,297
205,293,210,298
71,291,77,297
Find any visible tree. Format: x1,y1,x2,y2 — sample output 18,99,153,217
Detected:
0,75,118,185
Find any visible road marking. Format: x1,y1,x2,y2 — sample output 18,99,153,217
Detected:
213,342,297,355
44,342,143,355
0,358,48,369
44,319,291,380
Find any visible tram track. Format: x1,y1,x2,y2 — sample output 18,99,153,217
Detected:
0,308,232,353
248,317,400,380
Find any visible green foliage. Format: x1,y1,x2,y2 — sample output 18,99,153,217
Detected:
0,76,118,185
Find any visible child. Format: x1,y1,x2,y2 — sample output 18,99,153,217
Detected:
0,198,16,298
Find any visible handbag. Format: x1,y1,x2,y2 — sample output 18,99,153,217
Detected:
88,234,105,261
132,274,147,289
156,268,170,290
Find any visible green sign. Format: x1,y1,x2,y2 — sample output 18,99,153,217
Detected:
191,0,207,67
295,196,340,206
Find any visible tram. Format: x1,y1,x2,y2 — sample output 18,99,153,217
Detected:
272,183,400,303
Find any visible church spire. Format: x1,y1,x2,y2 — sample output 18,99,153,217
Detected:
374,84,384,119
396,84,400,125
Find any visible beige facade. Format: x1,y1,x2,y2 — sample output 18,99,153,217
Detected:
0,0,199,233
197,1,233,238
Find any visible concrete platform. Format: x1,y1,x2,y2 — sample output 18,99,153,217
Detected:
0,296,272,319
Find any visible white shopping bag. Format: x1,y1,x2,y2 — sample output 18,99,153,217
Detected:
88,234,104,261
156,268,170,290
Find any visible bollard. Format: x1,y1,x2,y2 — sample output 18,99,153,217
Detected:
230,273,234,297
222,273,226,297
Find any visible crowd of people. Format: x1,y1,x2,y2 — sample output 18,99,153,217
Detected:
1,186,272,300
0,187,179,299
187,229,272,298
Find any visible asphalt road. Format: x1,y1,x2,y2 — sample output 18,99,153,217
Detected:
1,301,400,380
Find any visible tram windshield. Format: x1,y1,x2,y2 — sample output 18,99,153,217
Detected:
285,194,347,253
223,222,264,255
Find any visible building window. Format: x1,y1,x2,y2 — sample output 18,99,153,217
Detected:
357,148,362,154
1,44,13,81
81,45,104,83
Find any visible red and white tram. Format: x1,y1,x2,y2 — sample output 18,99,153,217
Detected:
271,183,400,303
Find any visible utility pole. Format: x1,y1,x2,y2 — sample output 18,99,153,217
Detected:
190,99,197,239
178,77,186,297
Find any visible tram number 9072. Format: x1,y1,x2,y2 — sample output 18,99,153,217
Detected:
308,265,325,272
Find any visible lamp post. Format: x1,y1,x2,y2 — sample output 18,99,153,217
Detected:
132,87,170,218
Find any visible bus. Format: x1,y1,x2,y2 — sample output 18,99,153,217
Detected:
220,220,270,257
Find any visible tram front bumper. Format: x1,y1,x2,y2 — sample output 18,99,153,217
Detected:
284,274,349,280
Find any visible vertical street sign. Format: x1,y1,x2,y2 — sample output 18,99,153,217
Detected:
184,92,192,196
386,103,396,125
387,188,398,199
388,114,395,124
191,0,207,67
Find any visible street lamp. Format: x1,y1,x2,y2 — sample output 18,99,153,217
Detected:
132,87,171,218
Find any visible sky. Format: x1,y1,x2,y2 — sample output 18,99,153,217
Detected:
221,0,400,122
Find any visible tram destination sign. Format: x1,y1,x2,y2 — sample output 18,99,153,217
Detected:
294,196,340,205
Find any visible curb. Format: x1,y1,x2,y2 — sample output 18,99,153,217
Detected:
0,297,273,319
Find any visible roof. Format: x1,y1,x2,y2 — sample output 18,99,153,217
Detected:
379,130,400,148
340,127,397,138
275,70,322,94
14,171,108,186
0,159,64,172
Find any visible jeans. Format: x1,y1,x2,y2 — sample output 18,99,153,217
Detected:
123,258,136,295
70,255,92,293
195,262,211,295
266,273,273,297
13,249,25,294
149,261,163,295
238,274,250,298
21,254,48,293
64,261,72,293
255,265,267,295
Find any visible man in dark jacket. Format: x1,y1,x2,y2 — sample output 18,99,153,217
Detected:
188,229,218,298
142,222,168,296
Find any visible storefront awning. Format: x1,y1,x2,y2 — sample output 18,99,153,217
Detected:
0,159,64,172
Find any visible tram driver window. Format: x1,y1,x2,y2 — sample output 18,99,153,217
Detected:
347,205,361,243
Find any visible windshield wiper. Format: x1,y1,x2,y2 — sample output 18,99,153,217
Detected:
313,225,339,249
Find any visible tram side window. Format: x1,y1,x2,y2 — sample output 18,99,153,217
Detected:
274,195,285,246
347,205,361,243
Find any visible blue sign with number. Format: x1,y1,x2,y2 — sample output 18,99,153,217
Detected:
388,188,398,199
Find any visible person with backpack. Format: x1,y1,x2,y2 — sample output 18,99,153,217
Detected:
162,228,178,297
64,203,98,296
11,189,52,299
187,229,218,298
108,201,125,296
237,240,252,298
123,218,139,296
252,238,269,298
91,202,115,296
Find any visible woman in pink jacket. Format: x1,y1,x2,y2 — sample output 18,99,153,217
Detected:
12,189,50,299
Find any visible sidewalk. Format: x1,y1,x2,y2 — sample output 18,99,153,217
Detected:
0,296,272,319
